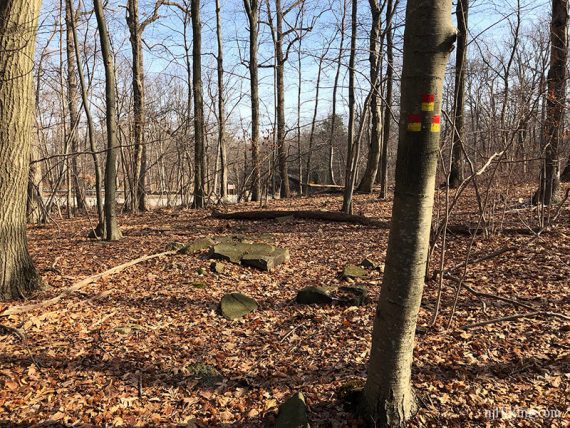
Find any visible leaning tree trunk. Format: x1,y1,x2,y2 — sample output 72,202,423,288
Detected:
536,0,568,203
363,0,456,425
0,0,43,300
448,0,469,188
357,0,383,193
191,0,206,208
94,0,122,240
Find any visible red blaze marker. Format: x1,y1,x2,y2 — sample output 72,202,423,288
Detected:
422,94,435,111
407,114,422,132
431,115,441,132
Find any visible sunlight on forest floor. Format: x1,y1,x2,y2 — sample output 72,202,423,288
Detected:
1,191,568,427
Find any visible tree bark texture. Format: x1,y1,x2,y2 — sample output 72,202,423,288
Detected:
0,0,43,300
449,0,468,188
244,0,261,201
275,0,290,198
191,0,206,208
94,0,122,240
537,0,568,203
358,0,383,193
363,0,456,425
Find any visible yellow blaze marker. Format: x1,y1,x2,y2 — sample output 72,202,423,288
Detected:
407,114,421,132
431,115,441,132
422,94,435,112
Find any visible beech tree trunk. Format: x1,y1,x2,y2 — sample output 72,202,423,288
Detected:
357,0,383,193
94,0,122,240
244,0,261,201
363,0,456,425
536,0,568,203
0,0,43,300
191,0,206,208
449,0,468,188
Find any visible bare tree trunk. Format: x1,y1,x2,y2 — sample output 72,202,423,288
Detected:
449,0,468,188
94,0,122,240
304,52,326,195
535,0,568,203
244,0,261,201
65,0,84,212
126,0,145,212
0,0,43,300
379,0,396,200
68,0,104,233
191,0,206,208
215,0,228,199
275,0,290,198
27,144,44,224
126,0,160,212
363,0,456,424
328,0,347,186
357,0,383,193
341,0,358,214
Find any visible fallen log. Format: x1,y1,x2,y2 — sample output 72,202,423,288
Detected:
0,250,177,317
212,209,389,228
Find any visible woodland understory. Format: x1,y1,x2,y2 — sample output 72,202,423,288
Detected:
0,189,568,427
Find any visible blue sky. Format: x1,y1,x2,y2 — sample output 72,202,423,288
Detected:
36,0,551,135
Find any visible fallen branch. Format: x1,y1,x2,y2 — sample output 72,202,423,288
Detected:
461,311,570,330
212,209,389,227
442,273,536,311
0,250,177,317
447,246,515,273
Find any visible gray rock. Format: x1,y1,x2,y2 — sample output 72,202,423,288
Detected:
360,258,377,269
338,286,368,306
210,261,225,274
274,392,310,428
166,241,186,251
241,247,289,271
180,237,217,254
342,264,368,279
296,286,333,305
211,242,289,271
220,292,258,320
185,363,222,387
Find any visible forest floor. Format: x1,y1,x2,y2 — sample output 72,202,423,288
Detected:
0,187,568,427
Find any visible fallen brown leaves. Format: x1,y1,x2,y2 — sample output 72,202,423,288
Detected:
0,190,568,427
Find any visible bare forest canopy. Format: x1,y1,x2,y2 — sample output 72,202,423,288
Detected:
31,0,567,213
